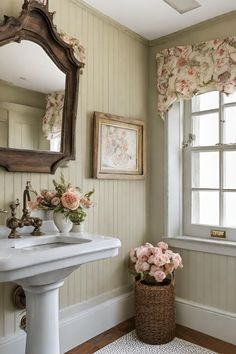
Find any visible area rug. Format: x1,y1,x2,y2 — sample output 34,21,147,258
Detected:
94,330,217,354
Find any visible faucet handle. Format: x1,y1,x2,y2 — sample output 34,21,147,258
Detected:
9,199,20,217
0,209,7,214
26,181,32,190
7,199,23,239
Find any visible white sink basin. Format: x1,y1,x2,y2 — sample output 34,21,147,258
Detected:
0,231,121,354
0,233,120,284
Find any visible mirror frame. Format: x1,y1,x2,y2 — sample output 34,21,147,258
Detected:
0,0,84,173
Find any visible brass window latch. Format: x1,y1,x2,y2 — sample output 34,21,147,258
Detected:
210,229,226,239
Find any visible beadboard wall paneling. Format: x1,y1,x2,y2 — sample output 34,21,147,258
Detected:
149,13,236,313
173,249,236,313
0,0,148,336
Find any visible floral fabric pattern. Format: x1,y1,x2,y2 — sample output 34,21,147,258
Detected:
42,91,64,140
156,37,236,118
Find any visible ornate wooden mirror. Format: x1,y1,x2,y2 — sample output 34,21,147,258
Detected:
0,0,84,173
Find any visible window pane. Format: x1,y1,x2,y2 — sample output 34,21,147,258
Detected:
224,106,236,144
224,151,236,189
192,191,219,225
224,192,236,227
192,113,219,146
192,91,219,112
223,92,236,104
192,151,219,188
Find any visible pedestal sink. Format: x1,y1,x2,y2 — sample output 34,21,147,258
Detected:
0,229,121,354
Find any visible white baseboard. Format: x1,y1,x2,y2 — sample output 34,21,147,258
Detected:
176,297,236,345
0,286,134,354
59,287,134,353
0,332,26,354
0,292,235,354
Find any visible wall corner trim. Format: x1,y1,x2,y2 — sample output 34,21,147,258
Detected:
70,0,148,46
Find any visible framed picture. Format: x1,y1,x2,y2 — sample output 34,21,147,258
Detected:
93,112,145,179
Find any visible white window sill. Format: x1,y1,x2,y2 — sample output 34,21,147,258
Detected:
162,236,236,257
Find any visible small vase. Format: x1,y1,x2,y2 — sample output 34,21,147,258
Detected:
53,212,73,233
71,222,84,234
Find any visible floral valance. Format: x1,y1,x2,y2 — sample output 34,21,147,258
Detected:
42,91,64,140
156,37,236,118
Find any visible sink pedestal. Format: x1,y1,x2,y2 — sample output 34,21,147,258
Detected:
23,281,64,354
0,233,121,354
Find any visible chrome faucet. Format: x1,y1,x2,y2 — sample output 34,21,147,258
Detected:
6,182,44,239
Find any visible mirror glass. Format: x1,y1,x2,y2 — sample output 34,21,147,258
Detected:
0,40,66,152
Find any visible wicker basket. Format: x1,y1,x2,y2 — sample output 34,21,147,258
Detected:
135,279,175,345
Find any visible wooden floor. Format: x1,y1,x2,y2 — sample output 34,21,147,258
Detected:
66,318,236,354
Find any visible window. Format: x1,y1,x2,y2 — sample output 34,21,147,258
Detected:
183,91,236,240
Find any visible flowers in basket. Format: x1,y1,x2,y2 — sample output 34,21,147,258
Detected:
29,174,94,224
129,242,183,285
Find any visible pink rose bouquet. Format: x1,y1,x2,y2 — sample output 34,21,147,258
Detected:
129,242,183,285
29,174,94,223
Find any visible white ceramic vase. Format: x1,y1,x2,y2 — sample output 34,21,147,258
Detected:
53,212,73,233
70,222,84,234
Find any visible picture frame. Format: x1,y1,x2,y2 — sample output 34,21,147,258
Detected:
93,112,145,179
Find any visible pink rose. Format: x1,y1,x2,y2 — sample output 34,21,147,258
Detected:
152,247,162,255
147,255,156,264
135,260,150,273
159,254,170,266
157,242,168,251
51,196,60,206
136,245,151,258
142,262,150,272
172,253,183,269
28,200,39,210
61,191,80,210
149,265,158,277
149,254,162,267
153,270,166,283
165,250,174,257
81,198,94,209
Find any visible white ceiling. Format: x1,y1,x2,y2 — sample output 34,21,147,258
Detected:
83,0,236,40
0,41,65,94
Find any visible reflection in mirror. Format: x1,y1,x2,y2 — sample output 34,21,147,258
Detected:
0,40,66,152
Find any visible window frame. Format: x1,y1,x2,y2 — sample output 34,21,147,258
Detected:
163,99,236,257
183,93,236,241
